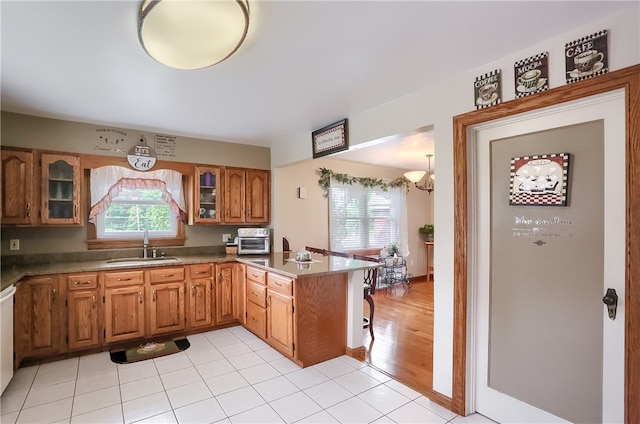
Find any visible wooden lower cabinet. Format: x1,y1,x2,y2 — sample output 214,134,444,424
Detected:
188,264,214,329
246,301,267,339
66,272,100,351
13,262,247,367
104,285,145,344
149,282,185,335
216,263,236,324
103,270,145,344
148,267,186,335
266,289,294,357
14,276,62,365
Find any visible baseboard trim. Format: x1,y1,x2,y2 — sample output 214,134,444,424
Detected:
345,346,365,361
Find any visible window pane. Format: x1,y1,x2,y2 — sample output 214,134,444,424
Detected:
330,184,396,251
98,188,176,238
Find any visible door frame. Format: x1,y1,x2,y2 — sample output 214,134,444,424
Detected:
451,64,640,421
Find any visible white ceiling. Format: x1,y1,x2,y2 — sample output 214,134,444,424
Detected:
1,1,629,171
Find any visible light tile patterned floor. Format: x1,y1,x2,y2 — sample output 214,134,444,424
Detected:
1,327,495,424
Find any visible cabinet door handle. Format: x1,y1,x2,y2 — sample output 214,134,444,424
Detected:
251,291,258,296
274,282,282,286
191,285,195,296
74,204,78,217
26,203,31,218
152,290,156,302
52,288,57,302
74,281,91,285
92,295,96,306
139,291,143,304
161,274,174,278
267,295,270,307
117,278,132,282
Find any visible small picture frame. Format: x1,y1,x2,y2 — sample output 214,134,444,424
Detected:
565,29,608,84
509,152,570,206
514,52,549,98
312,119,349,158
474,69,502,110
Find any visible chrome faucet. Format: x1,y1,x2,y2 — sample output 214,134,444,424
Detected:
143,229,149,258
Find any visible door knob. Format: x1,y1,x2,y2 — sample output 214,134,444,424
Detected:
602,288,618,320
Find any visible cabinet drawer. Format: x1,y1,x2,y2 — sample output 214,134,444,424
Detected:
149,267,185,284
267,273,293,296
66,273,98,290
246,266,266,284
247,281,267,308
104,270,144,288
246,301,266,339
190,263,212,279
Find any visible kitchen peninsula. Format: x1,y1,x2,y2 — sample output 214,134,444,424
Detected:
237,252,380,365
3,251,380,369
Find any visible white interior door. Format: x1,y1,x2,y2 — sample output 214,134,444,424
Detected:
470,90,625,423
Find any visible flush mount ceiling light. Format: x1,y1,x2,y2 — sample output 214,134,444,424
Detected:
138,0,250,70
404,154,435,194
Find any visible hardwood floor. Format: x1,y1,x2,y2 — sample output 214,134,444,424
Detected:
363,277,434,396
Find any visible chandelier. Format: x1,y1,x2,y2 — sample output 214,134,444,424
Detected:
404,154,435,194
138,0,250,70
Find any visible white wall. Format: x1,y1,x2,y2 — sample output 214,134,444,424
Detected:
271,6,640,398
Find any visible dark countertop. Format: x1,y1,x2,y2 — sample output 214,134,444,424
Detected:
1,252,380,291
236,252,380,279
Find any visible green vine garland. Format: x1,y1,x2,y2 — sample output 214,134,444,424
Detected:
318,167,410,198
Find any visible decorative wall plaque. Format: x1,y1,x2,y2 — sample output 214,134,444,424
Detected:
127,135,157,171
514,52,549,98
312,119,348,158
565,29,608,84
474,69,501,110
509,152,570,206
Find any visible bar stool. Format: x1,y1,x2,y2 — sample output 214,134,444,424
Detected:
352,254,381,339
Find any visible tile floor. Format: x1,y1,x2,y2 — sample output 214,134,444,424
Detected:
1,327,495,424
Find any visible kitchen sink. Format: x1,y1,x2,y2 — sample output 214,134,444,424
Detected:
106,256,179,264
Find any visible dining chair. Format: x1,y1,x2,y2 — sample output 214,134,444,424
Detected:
305,246,327,255
352,254,381,339
324,249,349,258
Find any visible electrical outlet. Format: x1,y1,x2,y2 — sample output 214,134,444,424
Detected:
10,239,19,251
223,234,232,243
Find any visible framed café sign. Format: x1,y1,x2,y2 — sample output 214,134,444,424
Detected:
565,29,608,84
514,52,549,98
474,69,502,110
509,152,570,207
312,119,349,158
127,135,157,171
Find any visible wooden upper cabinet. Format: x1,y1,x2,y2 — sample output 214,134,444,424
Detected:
1,149,35,225
194,166,222,224
224,168,245,223
223,167,270,224
40,153,82,226
246,169,270,223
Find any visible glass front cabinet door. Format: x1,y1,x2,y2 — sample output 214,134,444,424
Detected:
195,166,221,223
40,153,82,225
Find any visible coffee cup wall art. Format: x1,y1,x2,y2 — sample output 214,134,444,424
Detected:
474,69,502,110
514,52,549,98
565,29,608,83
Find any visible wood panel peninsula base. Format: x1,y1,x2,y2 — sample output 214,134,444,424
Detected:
239,252,378,367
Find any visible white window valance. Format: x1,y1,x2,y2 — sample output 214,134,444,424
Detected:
89,166,186,224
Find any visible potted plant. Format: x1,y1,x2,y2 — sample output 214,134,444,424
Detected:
419,224,434,241
388,242,400,257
